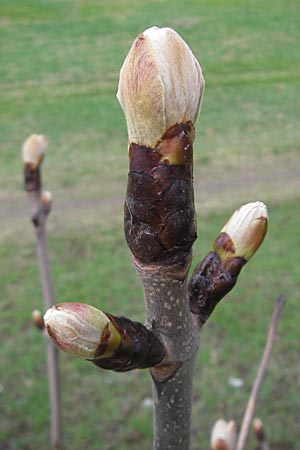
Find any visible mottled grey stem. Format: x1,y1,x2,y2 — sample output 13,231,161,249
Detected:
236,295,286,450
28,192,63,450
134,257,199,450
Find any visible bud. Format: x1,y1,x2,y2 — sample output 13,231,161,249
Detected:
32,309,45,330
212,201,268,262
211,419,237,450
44,303,165,371
117,26,205,150
253,417,265,442
44,303,121,359
22,134,47,169
41,190,52,216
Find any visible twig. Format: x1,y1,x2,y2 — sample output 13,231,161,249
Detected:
236,295,286,450
22,135,63,449
33,203,63,450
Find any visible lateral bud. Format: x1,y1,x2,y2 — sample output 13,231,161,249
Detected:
189,202,268,325
213,201,268,262
32,309,45,330
41,190,53,216
44,302,165,372
210,419,237,450
22,134,47,192
252,417,265,443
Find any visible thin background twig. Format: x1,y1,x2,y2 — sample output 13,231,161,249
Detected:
236,295,286,450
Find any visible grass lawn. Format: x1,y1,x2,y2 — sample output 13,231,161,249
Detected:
1,0,300,449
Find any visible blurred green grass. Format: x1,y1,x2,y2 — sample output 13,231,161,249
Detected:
1,0,300,449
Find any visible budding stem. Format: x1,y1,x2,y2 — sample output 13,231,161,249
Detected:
22,136,63,450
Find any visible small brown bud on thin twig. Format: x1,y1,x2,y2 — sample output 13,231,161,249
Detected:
253,417,270,450
210,419,237,450
253,417,268,443
32,309,45,330
41,190,53,216
22,134,47,192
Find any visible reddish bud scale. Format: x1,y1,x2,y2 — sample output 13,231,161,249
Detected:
189,250,246,325
32,309,45,330
24,163,41,192
125,122,196,265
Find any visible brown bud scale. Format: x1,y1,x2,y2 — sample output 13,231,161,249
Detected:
125,122,197,265
24,163,41,192
189,251,246,325
92,314,165,372
214,232,236,255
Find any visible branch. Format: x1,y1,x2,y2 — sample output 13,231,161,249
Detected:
189,202,268,326
44,302,165,371
116,26,206,449
236,295,286,450
22,134,63,450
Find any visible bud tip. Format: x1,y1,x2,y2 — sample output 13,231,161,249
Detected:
117,26,205,149
213,201,268,262
211,419,237,450
22,134,48,169
44,302,121,360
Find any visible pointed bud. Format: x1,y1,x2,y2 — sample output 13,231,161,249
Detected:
22,134,47,169
32,309,45,330
211,419,237,450
212,201,268,262
117,26,204,150
41,190,52,216
44,303,122,360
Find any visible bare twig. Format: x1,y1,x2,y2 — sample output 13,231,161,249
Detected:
236,295,286,450
33,205,62,450
22,135,63,450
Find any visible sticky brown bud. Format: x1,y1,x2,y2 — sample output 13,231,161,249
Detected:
120,27,205,264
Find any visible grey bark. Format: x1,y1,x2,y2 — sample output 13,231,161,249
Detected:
134,256,199,450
